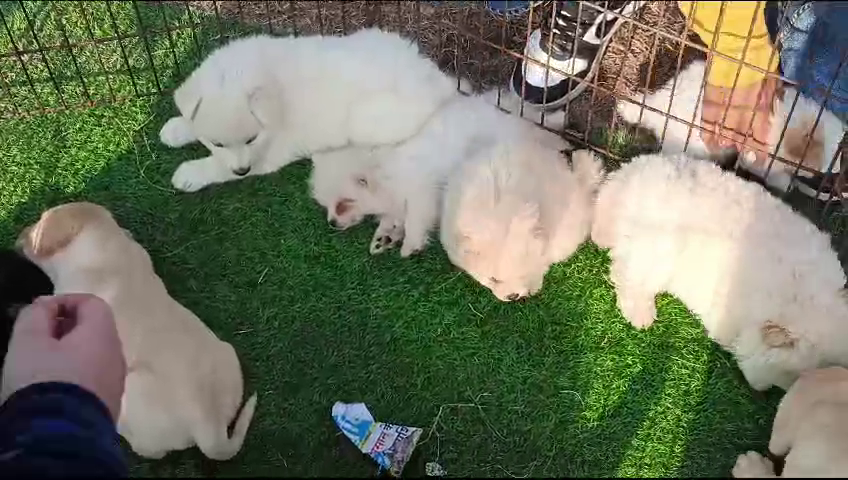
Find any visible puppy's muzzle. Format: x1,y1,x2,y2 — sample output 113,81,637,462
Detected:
233,166,251,176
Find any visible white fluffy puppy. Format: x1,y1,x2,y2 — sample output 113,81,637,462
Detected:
592,154,848,391
616,60,845,197
160,28,456,192
733,367,848,477
17,202,257,460
309,88,571,258
441,146,603,302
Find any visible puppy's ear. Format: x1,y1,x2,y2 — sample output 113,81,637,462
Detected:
783,121,824,170
514,203,544,239
456,232,480,257
174,82,203,121
762,321,798,348
247,85,283,127
23,203,106,259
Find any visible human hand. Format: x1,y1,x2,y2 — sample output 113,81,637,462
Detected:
1,294,126,421
701,75,779,166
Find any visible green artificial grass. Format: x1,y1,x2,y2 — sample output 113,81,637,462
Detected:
0,1,789,477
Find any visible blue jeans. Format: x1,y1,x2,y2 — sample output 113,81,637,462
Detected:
767,1,848,122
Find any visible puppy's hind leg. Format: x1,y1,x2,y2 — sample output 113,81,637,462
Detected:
160,117,197,148
370,215,405,255
399,185,438,258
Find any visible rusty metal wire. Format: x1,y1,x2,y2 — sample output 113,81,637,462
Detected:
0,0,845,232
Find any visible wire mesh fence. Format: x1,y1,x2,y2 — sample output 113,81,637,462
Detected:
1,1,847,252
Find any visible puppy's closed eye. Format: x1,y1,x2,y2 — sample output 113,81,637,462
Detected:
356,176,368,188
489,277,502,285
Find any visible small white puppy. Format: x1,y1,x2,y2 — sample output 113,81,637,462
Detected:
592,154,848,391
733,366,848,478
616,60,845,197
441,146,604,302
309,88,571,258
160,28,456,192
18,202,257,460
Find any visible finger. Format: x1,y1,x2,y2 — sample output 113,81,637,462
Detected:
60,294,119,345
12,295,63,339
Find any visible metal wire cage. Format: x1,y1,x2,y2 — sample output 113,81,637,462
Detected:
1,1,846,251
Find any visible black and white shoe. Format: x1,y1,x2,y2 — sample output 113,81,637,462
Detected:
511,1,646,111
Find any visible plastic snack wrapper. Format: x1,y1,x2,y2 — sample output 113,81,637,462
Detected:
332,402,423,476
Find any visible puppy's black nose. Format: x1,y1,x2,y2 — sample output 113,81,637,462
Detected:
329,218,341,229
506,293,520,301
233,166,251,176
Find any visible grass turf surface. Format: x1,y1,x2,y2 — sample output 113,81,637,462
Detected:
0,1,790,477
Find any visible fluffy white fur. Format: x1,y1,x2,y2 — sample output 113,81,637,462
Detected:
160,28,456,192
733,367,848,477
17,203,257,460
309,88,571,258
591,154,848,391
441,147,604,302
616,60,845,193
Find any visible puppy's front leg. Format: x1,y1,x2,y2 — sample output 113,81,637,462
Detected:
610,259,657,329
399,187,438,258
732,451,777,478
369,216,405,255
171,153,285,192
159,116,197,148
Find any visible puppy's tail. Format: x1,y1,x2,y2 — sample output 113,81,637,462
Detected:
481,88,567,132
571,149,606,192
195,393,258,461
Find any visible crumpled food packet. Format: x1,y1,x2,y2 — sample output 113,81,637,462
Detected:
332,402,423,477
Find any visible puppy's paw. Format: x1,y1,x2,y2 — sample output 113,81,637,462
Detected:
369,218,404,255
400,239,427,258
617,293,657,330
160,117,196,148
732,451,774,478
171,159,216,192
370,232,403,255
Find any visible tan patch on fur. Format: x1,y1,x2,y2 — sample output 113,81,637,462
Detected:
25,202,109,259
762,321,798,348
784,122,824,169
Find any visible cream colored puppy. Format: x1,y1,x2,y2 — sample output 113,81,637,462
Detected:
441,146,604,302
592,154,848,391
17,202,257,460
733,367,848,477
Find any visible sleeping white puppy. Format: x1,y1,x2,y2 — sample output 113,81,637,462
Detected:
309,88,571,258
17,202,257,460
733,366,848,477
440,146,604,302
592,153,848,391
160,28,456,192
616,60,845,198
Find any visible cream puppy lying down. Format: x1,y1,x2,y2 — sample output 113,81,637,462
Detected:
309,88,571,258
441,147,604,302
616,60,845,198
592,154,848,391
733,367,848,478
160,28,456,192
18,203,257,460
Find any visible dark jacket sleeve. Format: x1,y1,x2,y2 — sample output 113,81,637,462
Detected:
0,382,127,477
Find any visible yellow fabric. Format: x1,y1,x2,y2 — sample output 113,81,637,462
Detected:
678,1,779,88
